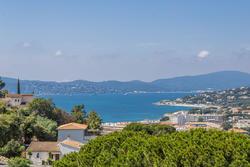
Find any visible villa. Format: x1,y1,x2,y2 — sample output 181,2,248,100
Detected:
57,122,89,143
5,94,33,107
26,141,61,165
26,122,94,166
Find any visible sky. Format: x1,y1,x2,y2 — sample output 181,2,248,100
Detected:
0,0,250,82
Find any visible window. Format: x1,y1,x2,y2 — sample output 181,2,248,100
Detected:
55,154,60,160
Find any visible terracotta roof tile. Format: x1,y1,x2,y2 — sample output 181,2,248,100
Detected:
6,94,23,98
57,123,88,130
26,141,60,152
6,94,33,98
61,139,83,149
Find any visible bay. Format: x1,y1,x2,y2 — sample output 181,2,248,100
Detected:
43,93,192,122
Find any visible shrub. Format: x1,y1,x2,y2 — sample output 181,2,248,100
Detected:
8,157,31,167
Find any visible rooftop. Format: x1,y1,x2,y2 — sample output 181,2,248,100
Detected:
57,122,88,130
6,94,33,98
26,141,60,152
60,139,83,149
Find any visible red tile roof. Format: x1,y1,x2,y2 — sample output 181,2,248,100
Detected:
26,141,60,152
57,123,88,130
60,139,83,149
6,94,33,98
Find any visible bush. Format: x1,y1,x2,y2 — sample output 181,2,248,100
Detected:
0,140,25,158
8,157,31,167
54,127,250,167
123,123,176,135
0,101,7,114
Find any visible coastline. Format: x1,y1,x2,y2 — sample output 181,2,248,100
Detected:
154,101,220,108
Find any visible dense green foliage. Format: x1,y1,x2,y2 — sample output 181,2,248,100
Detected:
0,139,25,158
0,101,7,113
54,126,250,167
33,115,58,141
123,123,176,135
28,98,56,119
0,79,4,90
8,157,31,167
0,79,5,97
87,111,102,130
28,98,75,125
0,113,23,146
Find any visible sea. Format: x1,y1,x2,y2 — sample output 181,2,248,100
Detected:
42,93,192,123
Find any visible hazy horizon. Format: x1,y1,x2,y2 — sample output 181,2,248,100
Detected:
1,70,249,83
1,1,250,81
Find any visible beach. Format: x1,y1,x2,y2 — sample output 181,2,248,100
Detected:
154,101,220,108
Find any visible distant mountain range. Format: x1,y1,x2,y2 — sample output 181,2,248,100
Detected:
1,71,250,95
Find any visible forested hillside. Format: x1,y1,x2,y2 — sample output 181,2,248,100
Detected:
2,71,250,95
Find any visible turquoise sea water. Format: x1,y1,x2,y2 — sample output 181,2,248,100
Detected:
43,93,192,122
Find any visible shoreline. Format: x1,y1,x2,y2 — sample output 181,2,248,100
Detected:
154,101,220,108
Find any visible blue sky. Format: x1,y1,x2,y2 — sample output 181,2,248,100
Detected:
0,0,250,81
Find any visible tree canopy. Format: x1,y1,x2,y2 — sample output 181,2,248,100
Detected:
0,78,6,97
53,125,250,167
87,111,102,130
0,78,5,90
71,104,86,124
27,98,75,125
0,139,25,158
33,115,57,141
28,98,56,119
123,123,176,135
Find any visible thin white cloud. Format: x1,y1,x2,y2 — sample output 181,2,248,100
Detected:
55,50,63,57
197,50,210,59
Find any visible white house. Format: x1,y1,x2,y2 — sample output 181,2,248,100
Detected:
26,141,61,166
57,123,88,143
26,122,96,166
5,94,33,107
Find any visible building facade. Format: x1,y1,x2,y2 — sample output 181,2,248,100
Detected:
57,123,88,143
5,94,33,107
26,141,61,166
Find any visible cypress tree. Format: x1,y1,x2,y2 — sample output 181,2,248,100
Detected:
17,78,21,94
